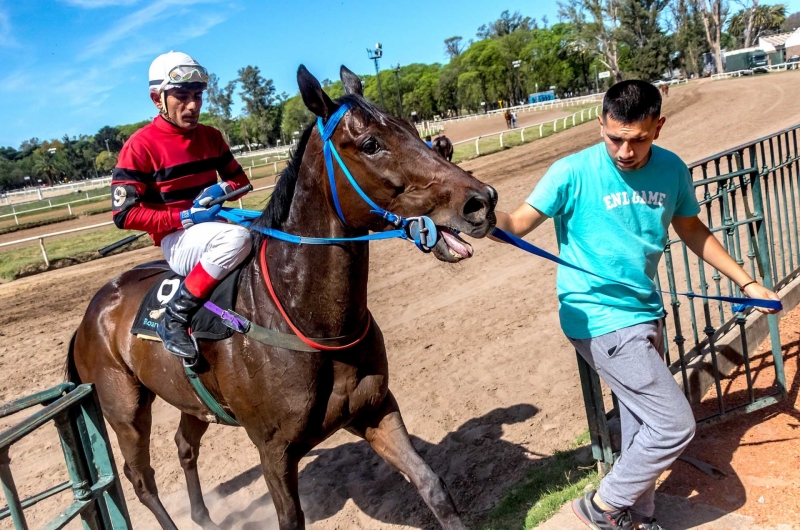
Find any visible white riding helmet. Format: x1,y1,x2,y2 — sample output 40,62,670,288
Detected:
148,51,209,94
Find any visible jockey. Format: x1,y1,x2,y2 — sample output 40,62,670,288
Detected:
111,51,252,359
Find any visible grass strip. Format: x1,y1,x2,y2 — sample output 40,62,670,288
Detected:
480,431,598,530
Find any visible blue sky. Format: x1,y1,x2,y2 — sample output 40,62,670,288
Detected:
0,0,798,148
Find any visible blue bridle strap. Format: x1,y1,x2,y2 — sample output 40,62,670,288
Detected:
491,227,783,312
317,103,403,227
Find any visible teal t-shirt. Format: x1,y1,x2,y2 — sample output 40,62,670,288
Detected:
527,142,700,339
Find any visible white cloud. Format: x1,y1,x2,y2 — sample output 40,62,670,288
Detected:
78,0,219,61
0,6,19,48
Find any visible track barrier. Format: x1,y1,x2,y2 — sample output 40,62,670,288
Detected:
0,383,131,529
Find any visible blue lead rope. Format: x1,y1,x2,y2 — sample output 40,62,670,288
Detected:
491,228,782,313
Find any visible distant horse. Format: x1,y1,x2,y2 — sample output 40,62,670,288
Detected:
66,65,497,530
504,109,512,129
432,135,454,162
659,83,669,97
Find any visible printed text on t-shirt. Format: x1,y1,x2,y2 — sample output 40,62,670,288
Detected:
602,191,666,210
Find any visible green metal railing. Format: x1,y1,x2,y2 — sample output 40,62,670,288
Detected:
0,383,131,529
579,124,800,472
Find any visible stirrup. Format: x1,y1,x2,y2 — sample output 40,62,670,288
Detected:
180,334,200,368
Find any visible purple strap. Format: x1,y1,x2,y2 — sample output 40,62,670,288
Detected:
204,301,250,334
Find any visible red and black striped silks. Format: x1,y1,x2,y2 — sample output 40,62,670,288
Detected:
111,116,250,245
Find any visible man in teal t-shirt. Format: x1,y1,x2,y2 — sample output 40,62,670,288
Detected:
493,80,780,530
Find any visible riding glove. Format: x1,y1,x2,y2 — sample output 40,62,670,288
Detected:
179,182,232,229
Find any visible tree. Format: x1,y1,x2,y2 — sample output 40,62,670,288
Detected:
32,150,67,185
94,126,125,153
206,73,237,143
559,0,625,81
698,0,728,74
781,10,800,30
117,120,149,138
672,0,711,76
19,138,40,152
619,0,674,80
444,36,465,58
95,151,118,174
728,2,787,47
477,10,536,39
237,65,282,146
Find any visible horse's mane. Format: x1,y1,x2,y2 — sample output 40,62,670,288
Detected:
250,94,382,238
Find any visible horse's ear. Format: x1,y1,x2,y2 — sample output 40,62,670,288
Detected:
340,65,363,96
297,65,336,119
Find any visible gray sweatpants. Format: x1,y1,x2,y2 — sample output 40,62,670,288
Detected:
568,320,696,518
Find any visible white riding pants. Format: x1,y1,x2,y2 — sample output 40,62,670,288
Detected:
161,222,252,280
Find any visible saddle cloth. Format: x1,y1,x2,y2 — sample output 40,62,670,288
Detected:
130,261,241,341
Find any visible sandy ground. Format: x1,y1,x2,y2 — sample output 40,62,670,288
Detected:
2,72,800,530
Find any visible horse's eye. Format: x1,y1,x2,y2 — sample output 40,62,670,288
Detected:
361,138,381,155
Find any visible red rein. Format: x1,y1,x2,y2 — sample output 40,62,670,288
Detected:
259,241,371,351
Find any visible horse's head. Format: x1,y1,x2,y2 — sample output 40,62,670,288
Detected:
297,65,496,263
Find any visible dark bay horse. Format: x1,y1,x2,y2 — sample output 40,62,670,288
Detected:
432,135,454,162
67,65,496,530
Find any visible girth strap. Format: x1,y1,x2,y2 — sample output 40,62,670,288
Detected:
183,363,240,427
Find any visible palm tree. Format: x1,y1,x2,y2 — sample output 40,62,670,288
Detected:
32,152,65,185
728,3,788,48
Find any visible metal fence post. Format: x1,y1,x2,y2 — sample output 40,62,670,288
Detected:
553,119,557,133
576,352,614,475
475,137,481,156
500,132,504,148
521,127,525,143
12,207,18,226
0,448,28,529
67,203,72,216
539,123,544,138
748,145,787,397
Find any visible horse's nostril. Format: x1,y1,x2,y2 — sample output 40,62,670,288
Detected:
487,186,498,207
462,195,487,219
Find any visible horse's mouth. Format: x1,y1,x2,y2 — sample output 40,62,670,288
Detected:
434,227,474,262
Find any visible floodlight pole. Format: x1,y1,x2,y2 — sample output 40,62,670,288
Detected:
367,44,386,109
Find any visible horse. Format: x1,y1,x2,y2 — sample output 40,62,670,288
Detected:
66,64,497,530
432,135,454,162
504,109,512,129
659,83,669,97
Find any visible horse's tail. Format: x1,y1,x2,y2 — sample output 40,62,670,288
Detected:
64,331,82,384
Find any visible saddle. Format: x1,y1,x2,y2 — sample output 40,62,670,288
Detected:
130,261,241,342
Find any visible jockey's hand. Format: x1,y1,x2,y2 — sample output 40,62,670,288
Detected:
743,282,782,314
179,202,222,229
193,182,233,208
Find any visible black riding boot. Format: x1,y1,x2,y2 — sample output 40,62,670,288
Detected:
157,282,204,359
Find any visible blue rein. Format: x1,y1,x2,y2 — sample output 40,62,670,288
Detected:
491,228,782,313
219,102,438,252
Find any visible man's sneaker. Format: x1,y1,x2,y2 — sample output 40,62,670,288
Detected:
572,490,633,530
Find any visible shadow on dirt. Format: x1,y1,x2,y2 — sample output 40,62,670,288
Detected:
208,404,541,529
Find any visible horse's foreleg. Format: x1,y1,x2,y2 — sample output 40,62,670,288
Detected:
175,412,219,529
348,391,466,530
257,441,305,530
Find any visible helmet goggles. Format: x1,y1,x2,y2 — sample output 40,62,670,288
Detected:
158,64,209,93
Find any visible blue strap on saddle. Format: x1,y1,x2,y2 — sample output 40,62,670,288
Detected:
491,228,782,313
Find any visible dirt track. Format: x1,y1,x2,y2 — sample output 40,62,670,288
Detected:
2,72,800,530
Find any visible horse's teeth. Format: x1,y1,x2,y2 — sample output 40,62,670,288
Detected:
449,248,459,258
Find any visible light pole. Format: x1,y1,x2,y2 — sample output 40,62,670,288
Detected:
593,64,599,93
393,63,404,118
367,43,385,109
512,60,522,105
104,139,110,153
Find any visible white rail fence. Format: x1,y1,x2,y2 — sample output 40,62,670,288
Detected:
454,104,603,156
2,177,113,206
0,193,111,225
710,62,798,80
0,184,278,268
430,93,604,126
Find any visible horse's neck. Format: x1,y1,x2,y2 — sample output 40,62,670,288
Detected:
250,160,370,338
